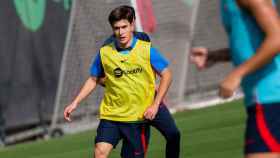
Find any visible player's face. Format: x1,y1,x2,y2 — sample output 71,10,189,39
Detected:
112,19,134,48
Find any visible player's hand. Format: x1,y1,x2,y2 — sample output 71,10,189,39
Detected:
64,103,78,122
219,70,242,98
144,104,159,120
190,47,208,70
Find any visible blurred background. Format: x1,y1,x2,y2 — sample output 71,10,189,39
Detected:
0,0,279,157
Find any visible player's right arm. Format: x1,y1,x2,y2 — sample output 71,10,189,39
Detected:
190,47,231,70
64,52,104,121
64,76,98,121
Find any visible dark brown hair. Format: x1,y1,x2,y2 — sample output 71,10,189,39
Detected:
108,5,135,26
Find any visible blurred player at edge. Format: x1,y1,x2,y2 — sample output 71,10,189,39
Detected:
191,0,280,158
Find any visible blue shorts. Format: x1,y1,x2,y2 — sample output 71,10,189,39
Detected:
95,119,149,158
245,103,280,154
121,104,180,158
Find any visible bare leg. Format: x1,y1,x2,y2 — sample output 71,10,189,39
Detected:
94,142,113,158
246,153,280,158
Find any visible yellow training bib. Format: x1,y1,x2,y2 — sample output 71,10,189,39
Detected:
99,39,155,122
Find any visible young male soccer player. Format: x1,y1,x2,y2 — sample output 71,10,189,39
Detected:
64,5,172,158
191,0,280,158
102,30,181,158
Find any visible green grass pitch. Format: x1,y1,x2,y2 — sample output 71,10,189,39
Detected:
0,100,246,158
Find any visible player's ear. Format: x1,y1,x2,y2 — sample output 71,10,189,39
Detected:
131,19,136,32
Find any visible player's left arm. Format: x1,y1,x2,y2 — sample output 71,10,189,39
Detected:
219,0,280,98
153,67,172,106
144,47,172,120
144,68,172,120
233,0,280,76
